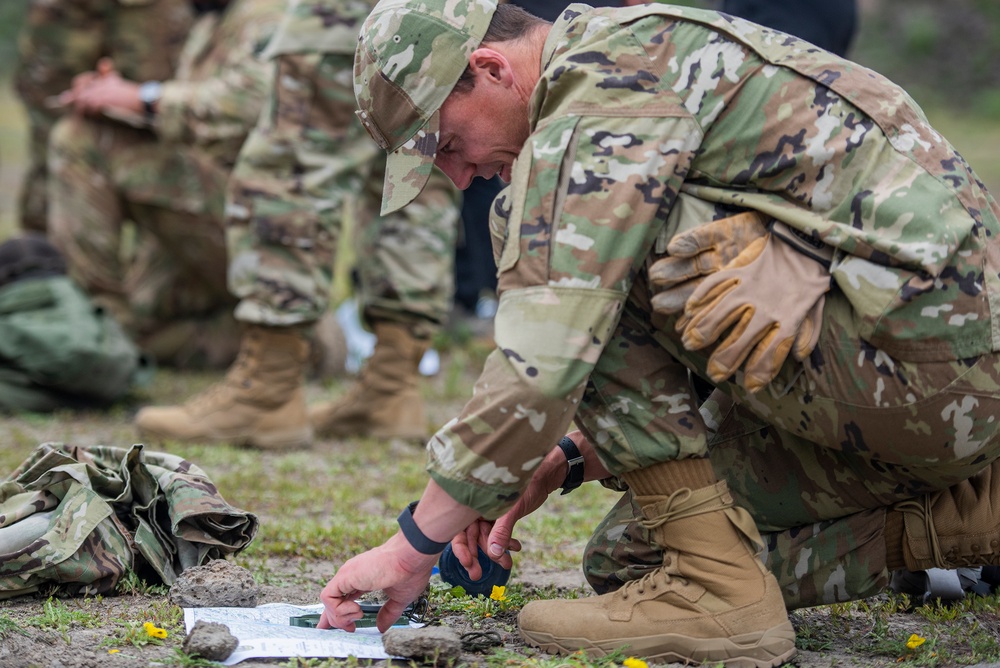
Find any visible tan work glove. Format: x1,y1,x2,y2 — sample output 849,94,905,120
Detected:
677,222,832,393
649,211,769,314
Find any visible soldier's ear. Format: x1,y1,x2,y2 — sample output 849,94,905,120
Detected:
469,48,513,87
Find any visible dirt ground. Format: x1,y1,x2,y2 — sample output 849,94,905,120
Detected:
4,557,985,668
4,526,1000,668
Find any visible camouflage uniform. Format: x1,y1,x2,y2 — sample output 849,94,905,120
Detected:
0,442,257,598
46,0,285,367
226,0,459,335
14,0,196,233
368,4,1000,609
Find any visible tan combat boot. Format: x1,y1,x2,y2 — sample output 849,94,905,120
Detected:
886,458,1000,571
307,310,349,381
519,459,796,667
309,319,429,440
135,324,312,449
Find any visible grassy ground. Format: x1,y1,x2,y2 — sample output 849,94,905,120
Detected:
2,353,1000,667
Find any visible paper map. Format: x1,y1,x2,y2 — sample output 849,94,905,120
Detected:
184,603,410,665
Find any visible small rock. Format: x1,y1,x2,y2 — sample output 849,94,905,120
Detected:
382,626,462,666
182,620,239,662
169,559,260,607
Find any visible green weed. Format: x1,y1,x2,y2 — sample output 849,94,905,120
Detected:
115,569,170,597
0,613,29,639
24,597,102,643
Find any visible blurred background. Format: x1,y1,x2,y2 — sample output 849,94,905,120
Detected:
1,0,999,240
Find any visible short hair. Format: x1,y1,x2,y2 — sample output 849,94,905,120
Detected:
452,4,550,94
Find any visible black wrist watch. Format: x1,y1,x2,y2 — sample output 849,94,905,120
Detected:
138,80,162,120
557,436,585,495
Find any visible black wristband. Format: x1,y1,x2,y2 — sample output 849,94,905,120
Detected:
557,436,585,495
397,501,449,555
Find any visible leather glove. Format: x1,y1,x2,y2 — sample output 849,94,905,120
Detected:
677,222,832,393
649,211,769,314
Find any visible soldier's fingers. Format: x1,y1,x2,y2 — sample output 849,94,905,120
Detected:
377,599,410,633
319,594,363,631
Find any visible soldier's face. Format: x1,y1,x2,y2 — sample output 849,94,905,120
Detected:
434,77,530,190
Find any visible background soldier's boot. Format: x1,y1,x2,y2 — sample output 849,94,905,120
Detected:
307,310,349,381
518,459,796,667
309,320,429,440
138,309,243,370
135,324,312,449
886,458,1000,572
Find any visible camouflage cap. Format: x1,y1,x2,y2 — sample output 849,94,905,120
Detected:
354,0,499,214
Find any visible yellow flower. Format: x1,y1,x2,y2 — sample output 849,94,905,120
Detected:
490,585,507,601
108,649,120,654
143,622,168,639
906,634,925,650
623,658,649,668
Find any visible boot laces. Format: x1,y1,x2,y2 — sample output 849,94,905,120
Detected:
638,486,729,531
180,338,257,411
895,497,950,568
619,570,666,600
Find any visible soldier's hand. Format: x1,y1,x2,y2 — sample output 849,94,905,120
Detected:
318,534,438,632
677,222,831,393
451,518,520,581
59,59,119,110
649,211,769,314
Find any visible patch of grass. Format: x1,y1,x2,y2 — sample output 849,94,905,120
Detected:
484,647,631,667
24,597,103,643
99,619,170,650
0,612,29,639
115,569,170,597
276,658,381,667
161,647,228,667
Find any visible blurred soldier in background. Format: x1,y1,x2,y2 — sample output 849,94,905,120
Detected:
14,0,196,233
133,0,460,448
45,0,286,369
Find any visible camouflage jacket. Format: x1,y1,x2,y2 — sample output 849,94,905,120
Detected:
15,0,195,114
156,0,286,167
426,3,1000,517
0,443,257,599
226,0,459,326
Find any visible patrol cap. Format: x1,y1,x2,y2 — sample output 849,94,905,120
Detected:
354,0,499,214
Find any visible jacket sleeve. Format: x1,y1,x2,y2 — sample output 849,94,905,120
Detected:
157,5,279,159
426,110,702,519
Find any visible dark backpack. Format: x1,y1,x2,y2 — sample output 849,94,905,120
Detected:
0,234,148,411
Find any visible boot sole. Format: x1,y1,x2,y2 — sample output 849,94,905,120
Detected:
137,425,313,450
520,622,796,668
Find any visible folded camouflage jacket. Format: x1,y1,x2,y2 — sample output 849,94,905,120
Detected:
0,443,258,599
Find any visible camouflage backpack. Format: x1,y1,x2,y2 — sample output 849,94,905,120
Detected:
0,234,148,411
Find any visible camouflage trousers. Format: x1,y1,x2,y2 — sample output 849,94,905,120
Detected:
47,114,239,368
226,51,459,338
16,108,56,233
580,287,1000,610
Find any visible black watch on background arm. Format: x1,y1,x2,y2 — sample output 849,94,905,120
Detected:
557,436,585,495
